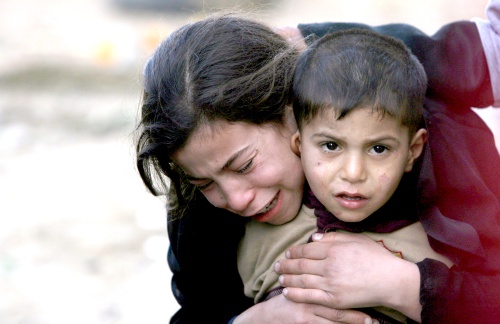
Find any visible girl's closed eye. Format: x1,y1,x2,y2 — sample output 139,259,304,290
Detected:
193,180,214,191
237,159,253,174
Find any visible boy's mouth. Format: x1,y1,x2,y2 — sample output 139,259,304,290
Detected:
335,192,369,210
338,194,365,200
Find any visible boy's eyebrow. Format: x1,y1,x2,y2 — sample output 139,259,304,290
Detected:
373,136,399,142
365,135,402,144
312,132,401,143
311,131,343,140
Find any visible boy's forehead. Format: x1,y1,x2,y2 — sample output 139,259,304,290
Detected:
301,106,410,138
310,105,401,124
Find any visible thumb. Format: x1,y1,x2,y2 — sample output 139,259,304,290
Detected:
313,231,372,244
311,231,338,242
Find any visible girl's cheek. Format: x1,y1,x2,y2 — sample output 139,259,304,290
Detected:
203,190,225,208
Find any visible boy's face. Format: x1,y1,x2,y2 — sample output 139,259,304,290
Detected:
292,107,426,223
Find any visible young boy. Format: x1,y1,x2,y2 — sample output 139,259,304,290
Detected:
237,29,454,323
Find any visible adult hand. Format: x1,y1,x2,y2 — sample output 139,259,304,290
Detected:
233,293,378,324
274,232,422,321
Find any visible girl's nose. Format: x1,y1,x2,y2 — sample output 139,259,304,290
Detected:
219,181,256,215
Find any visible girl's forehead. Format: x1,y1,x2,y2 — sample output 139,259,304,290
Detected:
190,119,282,142
175,120,288,168
189,120,242,142
173,122,262,176
179,121,254,154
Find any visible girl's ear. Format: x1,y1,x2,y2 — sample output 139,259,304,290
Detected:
291,131,301,157
405,128,428,172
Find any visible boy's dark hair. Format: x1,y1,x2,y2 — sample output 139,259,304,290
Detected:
293,28,427,134
135,14,298,219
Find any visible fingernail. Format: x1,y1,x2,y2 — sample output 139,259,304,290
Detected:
312,233,324,241
283,288,288,296
364,318,372,324
274,261,280,272
285,250,290,258
373,320,380,324
279,275,284,284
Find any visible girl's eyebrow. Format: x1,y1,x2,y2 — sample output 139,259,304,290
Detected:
183,146,251,181
223,146,251,170
184,173,203,181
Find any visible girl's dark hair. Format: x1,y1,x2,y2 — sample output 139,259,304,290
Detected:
293,28,427,134
135,14,298,220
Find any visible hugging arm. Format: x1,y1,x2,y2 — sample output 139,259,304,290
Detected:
415,97,500,322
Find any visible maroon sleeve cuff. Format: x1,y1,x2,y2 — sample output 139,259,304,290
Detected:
416,258,451,323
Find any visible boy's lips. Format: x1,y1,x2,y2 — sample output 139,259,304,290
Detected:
335,192,368,209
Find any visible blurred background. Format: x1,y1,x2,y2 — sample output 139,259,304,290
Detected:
0,0,497,323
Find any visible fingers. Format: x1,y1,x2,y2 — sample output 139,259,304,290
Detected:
288,292,379,324
285,232,346,260
279,273,324,291
285,240,329,260
275,257,323,275
312,231,365,243
314,306,378,324
286,232,374,262
283,287,335,307
296,302,376,324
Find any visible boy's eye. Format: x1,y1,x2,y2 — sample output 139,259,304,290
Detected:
323,142,339,151
371,145,388,154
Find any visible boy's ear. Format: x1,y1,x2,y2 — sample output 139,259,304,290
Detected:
405,128,428,172
291,131,301,157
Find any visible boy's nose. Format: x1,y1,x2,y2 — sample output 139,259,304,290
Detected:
341,154,366,183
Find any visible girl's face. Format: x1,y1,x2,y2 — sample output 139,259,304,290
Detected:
173,119,305,225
